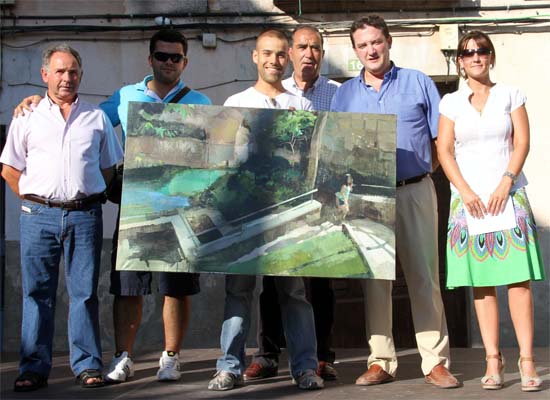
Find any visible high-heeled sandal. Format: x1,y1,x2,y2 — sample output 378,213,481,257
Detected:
481,353,505,390
518,356,542,392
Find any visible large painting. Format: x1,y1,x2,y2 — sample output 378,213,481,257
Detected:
116,102,396,279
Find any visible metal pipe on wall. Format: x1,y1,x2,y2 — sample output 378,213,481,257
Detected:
1,125,6,353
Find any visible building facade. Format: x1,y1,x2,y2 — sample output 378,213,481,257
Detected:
1,0,548,351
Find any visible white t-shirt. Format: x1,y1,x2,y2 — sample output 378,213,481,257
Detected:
224,86,313,110
439,83,528,194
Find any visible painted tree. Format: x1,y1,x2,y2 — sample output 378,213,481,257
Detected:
272,110,317,154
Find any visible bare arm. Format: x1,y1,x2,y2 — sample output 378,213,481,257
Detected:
508,105,530,174
486,104,530,215
1,164,23,197
101,165,116,189
13,95,43,118
437,115,486,219
431,139,440,172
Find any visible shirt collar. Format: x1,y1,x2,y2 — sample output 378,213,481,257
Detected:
137,75,185,100
459,81,499,96
44,91,79,109
358,62,397,86
290,73,324,92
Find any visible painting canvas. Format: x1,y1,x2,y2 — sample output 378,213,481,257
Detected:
116,102,396,279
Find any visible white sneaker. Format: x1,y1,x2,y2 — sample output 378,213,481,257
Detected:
208,370,244,391
105,351,135,383
157,351,182,381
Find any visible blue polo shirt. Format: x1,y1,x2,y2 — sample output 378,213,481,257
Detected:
100,75,212,145
330,64,440,181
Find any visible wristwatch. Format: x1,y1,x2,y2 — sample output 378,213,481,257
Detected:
503,171,518,183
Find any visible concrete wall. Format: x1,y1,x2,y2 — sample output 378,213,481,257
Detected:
2,240,254,352
1,0,549,351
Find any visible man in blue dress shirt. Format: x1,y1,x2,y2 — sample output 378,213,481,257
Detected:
330,15,460,389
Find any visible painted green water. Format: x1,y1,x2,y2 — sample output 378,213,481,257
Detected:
160,169,231,197
122,168,231,218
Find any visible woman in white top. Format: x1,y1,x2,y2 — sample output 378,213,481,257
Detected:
437,31,544,392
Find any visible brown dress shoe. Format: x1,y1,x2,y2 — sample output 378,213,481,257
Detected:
243,362,278,381
425,364,460,389
316,361,338,381
355,364,394,386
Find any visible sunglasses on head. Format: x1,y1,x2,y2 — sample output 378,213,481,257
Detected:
152,52,186,63
460,47,492,58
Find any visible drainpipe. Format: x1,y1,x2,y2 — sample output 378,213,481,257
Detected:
0,125,5,353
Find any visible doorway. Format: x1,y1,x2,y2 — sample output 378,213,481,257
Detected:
328,76,469,349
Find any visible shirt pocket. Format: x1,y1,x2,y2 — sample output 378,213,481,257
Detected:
71,128,101,163
397,93,423,123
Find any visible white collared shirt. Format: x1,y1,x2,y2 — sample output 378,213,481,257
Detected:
439,83,528,194
1,95,124,200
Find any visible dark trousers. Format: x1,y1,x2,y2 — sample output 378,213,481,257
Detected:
255,276,335,363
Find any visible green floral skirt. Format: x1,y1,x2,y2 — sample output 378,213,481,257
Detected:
446,188,545,289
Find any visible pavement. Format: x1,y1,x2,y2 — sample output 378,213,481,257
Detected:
1,347,549,400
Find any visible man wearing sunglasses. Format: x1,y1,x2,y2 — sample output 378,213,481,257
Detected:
14,28,211,384
100,28,211,385
330,15,460,389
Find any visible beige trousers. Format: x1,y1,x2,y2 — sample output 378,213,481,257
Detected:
361,176,450,376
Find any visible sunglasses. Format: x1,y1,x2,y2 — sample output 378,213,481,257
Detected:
460,48,492,58
152,52,186,63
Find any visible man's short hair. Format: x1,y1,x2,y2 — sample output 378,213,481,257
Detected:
256,28,289,45
350,15,390,47
150,29,188,55
291,25,324,48
42,44,82,71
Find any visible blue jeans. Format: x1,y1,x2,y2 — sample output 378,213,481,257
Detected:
19,200,104,378
216,275,318,379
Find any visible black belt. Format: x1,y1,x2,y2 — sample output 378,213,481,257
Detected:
23,193,105,210
396,173,429,187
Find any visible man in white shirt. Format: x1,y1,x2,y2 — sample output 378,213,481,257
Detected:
208,29,322,392
244,26,341,383
1,44,123,392
12,30,211,384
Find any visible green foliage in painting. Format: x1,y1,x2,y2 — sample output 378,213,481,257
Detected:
127,103,198,139
196,155,309,221
272,110,317,154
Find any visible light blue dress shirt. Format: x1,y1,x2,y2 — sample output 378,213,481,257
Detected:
330,64,440,181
